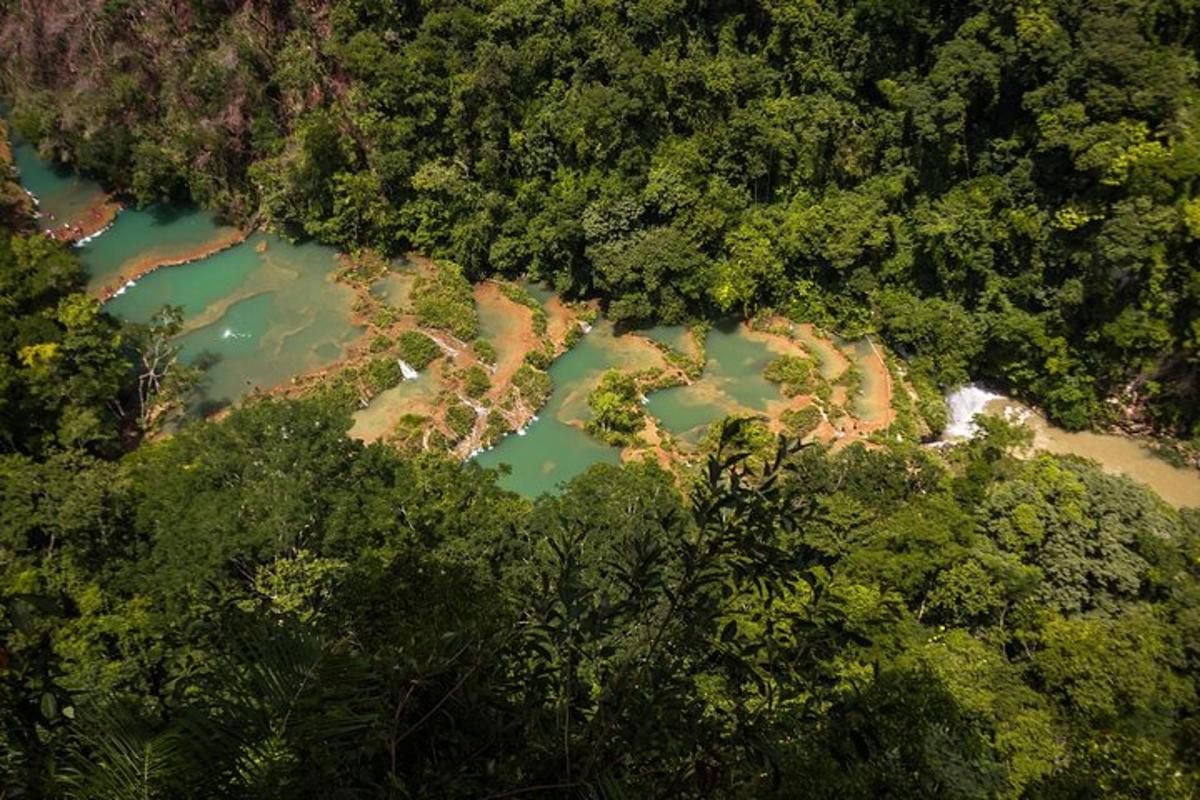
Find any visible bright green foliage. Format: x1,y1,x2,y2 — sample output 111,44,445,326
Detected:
444,402,476,441
7,0,1200,431
471,338,496,365
395,330,441,370
481,409,510,447
361,357,402,393
0,392,1197,797
522,341,554,370
411,261,477,340
877,289,982,388
781,404,823,437
461,365,490,399
497,283,547,335
2,3,1200,796
764,354,817,397
585,370,644,444
511,364,551,409
0,232,131,456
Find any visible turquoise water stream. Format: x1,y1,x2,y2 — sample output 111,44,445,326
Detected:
13,137,1195,505
78,203,241,294
106,233,361,410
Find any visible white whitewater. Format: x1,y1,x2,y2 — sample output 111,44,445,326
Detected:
397,359,419,380
943,384,1004,440
72,212,119,247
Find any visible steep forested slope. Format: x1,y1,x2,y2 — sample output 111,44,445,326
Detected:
0,155,1197,797
2,0,1198,434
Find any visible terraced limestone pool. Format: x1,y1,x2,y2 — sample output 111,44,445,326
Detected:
645,322,787,445
15,136,1193,505
350,366,442,443
106,233,361,411
11,132,365,413
10,135,107,230
78,203,243,295
475,321,661,496
479,319,810,495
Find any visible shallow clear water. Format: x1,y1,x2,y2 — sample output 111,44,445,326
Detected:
640,324,693,354
478,287,524,349
350,369,441,442
11,137,107,230
847,338,890,423
645,322,783,442
12,136,361,414
475,321,662,497
793,323,848,381
481,321,792,495
520,280,556,306
78,203,240,293
370,269,416,309
106,233,362,411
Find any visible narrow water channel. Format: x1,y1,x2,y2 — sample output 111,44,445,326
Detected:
944,386,1200,508
474,322,643,496
79,203,242,295
10,135,107,228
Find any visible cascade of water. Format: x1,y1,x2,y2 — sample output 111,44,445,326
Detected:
73,214,119,247
943,384,1004,439
397,359,419,380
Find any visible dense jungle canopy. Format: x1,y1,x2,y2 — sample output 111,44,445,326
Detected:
2,1,1200,798
1,0,1198,432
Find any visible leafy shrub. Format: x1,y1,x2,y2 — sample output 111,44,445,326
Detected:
781,405,823,438
444,402,477,440
482,409,511,447
473,338,497,364
396,330,442,370
586,370,644,444
363,358,402,393
388,413,429,455
910,370,948,437
412,260,478,340
512,365,552,408
463,365,491,398
764,355,816,397
524,340,555,369
499,282,548,334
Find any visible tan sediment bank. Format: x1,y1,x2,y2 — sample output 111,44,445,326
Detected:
614,316,907,473
45,195,121,244
474,281,540,399
260,255,594,457
93,226,251,301
990,400,1200,508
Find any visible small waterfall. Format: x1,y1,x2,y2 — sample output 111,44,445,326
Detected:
397,359,419,380
462,396,488,416
943,384,1004,439
73,213,119,247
